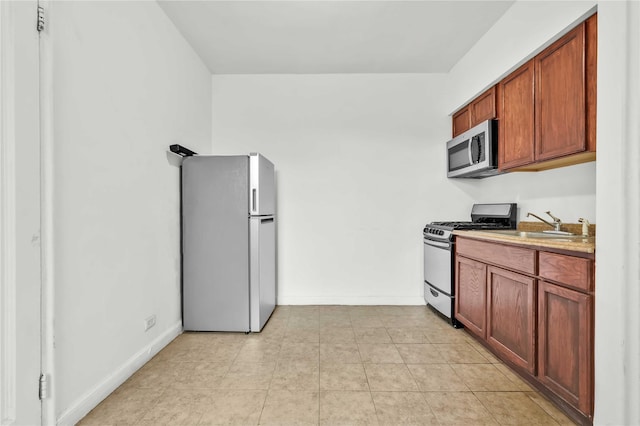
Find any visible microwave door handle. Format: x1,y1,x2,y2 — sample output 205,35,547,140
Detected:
468,138,474,165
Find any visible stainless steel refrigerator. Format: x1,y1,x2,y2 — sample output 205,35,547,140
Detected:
181,153,276,332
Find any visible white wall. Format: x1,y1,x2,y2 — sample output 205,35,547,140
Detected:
595,2,640,424
212,74,466,305
211,3,599,308
450,162,596,223
50,2,211,423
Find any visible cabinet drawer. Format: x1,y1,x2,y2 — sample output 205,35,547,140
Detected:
457,237,536,275
539,252,593,292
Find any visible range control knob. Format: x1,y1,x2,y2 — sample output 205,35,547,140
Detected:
438,230,445,236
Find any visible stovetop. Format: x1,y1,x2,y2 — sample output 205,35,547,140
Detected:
429,221,512,230
423,222,512,241
423,203,517,241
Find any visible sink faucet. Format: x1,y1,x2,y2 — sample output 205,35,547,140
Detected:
578,217,591,236
526,211,562,231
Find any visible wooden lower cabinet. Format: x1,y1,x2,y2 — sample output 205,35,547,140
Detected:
538,281,593,415
455,236,594,423
455,256,487,337
486,266,536,374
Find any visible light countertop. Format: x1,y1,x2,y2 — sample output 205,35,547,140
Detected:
453,229,595,254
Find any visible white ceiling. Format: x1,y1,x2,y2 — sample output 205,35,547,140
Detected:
158,1,514,74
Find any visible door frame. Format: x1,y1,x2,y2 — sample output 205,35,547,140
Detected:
39,0,56,424
0,1,20,420
1,1,55,424
0,1,44,424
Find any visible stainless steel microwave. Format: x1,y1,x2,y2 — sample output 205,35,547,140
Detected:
446,119,501,179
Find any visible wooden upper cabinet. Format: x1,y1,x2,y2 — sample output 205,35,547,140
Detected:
498,13,597,172
452,108,471,137
585,14,597,153
499,60,536,169
452,87,497,137
470,87,496,125
536,23,586,161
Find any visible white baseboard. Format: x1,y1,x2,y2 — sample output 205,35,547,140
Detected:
277,296,426,306
56,321,182,426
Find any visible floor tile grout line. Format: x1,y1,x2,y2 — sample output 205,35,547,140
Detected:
79,306,574,425
133,385,171,424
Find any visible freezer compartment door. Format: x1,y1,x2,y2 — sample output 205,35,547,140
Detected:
249,153,276,216
182,156,250,332
250,216,276,331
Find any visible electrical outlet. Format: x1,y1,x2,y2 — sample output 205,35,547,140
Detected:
144,315,156,331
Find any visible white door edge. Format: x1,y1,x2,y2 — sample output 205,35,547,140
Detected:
0,1,19,422
38,0,56,423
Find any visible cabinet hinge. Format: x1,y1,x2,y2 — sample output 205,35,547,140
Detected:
37,6,45,32
39,374,48,400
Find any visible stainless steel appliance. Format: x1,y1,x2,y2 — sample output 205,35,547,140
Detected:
182,153,276,332
423,203,517,327
447,119,501,179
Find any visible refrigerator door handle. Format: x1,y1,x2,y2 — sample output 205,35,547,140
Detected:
252,188,257,212
261,217,274,223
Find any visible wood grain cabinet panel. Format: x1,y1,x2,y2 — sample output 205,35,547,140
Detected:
535,23,586,161
455,256,487,338
452,87,497,137
585,14,597,153
487,267,536,374
539,252,593,292
456,238,536,275
498,60,535,169
455,236,595,422
538,281,593,415
452,108,471,137
497,14,596,172
470,87,496,125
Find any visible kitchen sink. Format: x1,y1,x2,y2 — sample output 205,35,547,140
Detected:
485,230,585,239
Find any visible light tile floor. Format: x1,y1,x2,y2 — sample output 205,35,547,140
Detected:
79,305,576,425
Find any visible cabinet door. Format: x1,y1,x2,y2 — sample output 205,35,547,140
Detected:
452,107,471,137
486,267,536,374
538,281,593,415
454,256,487,338
470,87,496,126
499,60,535,169
535,23,586,161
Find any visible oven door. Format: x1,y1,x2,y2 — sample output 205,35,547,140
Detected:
423,238,453,295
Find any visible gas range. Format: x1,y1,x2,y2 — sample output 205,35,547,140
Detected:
423,204,518,242
424,221,513,241
422,203,517,327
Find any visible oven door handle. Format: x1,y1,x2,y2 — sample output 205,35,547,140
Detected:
423,239,452,250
